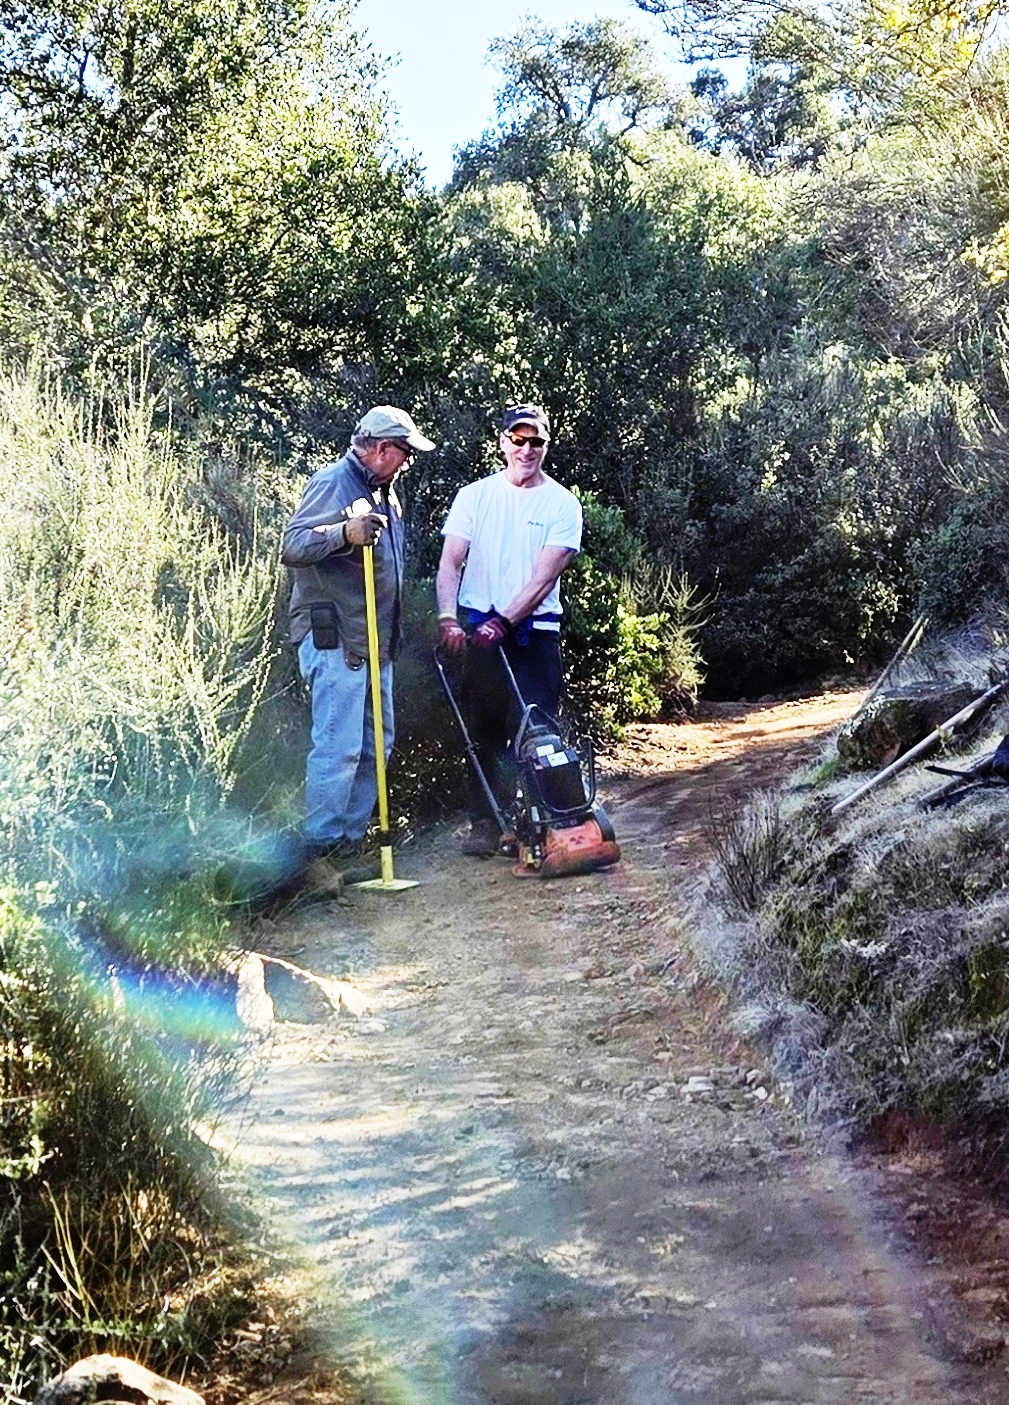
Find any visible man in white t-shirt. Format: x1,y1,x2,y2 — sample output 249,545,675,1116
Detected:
436,403,583,855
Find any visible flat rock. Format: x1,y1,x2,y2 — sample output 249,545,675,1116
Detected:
836,680,977,770
35,1355,205,1405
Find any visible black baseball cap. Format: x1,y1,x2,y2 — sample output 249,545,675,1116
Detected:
501,404,550,439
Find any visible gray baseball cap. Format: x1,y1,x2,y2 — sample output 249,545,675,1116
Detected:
354,405,435,452
501,403,550,439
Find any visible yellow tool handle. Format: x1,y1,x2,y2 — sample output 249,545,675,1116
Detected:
362,545,394,883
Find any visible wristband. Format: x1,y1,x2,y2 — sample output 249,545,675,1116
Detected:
437,611,459,622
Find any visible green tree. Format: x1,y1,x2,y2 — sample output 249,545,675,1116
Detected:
0,0,462,443
446,18,778,521
684,13,847,171
450,18,674,220
636,0,1009,113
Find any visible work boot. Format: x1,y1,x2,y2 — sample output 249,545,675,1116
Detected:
460,818,502,857
317,840,382,886
303,854,348,900
340,852,382,885
291,839,352,899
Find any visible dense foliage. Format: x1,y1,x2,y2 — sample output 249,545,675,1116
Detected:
0,367,290,1398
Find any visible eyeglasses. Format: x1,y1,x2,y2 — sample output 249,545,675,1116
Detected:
382,440,414,462
504,432,547,448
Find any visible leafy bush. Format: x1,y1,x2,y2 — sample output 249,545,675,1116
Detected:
687,345,973,693
564,492,705,737
911,455,1009,624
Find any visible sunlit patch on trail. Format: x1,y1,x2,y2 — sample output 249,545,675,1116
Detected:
216,941,624,1405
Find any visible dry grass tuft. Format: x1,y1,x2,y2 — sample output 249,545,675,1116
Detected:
706,790,788,915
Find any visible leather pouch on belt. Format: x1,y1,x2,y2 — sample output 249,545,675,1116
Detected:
310,602,339,650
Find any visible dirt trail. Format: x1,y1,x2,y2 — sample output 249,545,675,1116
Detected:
220,691,1009,1404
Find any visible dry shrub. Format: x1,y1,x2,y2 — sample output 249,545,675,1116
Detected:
707,790,787,915
0,363,283,1401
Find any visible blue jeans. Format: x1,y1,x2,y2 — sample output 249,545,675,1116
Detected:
298,636,394,846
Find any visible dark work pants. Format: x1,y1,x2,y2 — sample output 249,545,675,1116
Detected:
460,630,563,825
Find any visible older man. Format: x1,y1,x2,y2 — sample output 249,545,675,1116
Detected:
282,405,434,873
435,403,582,856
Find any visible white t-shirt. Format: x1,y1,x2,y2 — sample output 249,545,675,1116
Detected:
441,471,583,628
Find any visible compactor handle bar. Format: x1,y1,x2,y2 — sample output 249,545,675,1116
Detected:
496,646,599,816
432,645,510,834
434,641,598,821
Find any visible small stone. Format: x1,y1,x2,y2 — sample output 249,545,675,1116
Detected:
684,1075,714,1094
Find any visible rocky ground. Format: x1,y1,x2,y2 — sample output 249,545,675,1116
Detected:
208,691,1009,1404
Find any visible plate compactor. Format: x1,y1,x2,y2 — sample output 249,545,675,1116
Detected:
434,645,621,879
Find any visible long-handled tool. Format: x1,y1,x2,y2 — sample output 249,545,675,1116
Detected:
434,643,620,879
856,611,929,716
350,544,418,892
920,732,1009,809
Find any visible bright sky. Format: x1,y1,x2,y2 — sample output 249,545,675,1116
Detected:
353,0,685,188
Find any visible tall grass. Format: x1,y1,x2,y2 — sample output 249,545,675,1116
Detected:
0,362,284,1400
0,362,279,878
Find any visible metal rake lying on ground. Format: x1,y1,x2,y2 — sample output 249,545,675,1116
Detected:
920,734,1009,809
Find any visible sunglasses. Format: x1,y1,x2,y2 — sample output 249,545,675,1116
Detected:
504,432,547,448
382,440,414,462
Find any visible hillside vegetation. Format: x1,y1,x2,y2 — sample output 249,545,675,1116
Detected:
703,638,1009,1147
4,0,1009,1393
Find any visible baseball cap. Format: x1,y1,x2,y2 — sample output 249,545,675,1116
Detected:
354,405,435,452
501,403,551,439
